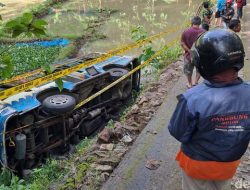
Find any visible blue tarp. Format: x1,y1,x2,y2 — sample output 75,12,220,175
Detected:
16,38,70,47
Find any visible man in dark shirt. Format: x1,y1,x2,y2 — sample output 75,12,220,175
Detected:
181,16,205,88
221,0,234,28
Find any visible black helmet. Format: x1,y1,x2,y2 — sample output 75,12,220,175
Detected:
191,29,245,79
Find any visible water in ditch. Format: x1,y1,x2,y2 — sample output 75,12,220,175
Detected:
74,0,201,55
42,0,201,56
1,0,201,55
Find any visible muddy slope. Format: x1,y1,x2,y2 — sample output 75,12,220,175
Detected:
48,58,184,190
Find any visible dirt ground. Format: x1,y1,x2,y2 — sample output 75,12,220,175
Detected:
0,0,45,20
231,3,250,190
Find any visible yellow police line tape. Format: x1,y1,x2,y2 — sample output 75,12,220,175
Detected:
0,0,203,87
0,27,181,100
0,57,81,85
75,37,179,109
0,25,181,86
0,37,179,136
0,3,204,137
195,2,204,16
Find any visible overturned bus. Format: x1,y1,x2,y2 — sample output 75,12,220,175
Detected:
0,53,140,175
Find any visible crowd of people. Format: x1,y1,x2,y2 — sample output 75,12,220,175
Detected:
169,1,249,190
201,0,246,30
181,0,246,88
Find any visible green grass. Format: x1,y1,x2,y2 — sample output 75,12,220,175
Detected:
26,159,66,190
0,45,61,77
0,136,98,190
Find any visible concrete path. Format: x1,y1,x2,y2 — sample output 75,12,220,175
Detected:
101,74,186,190
242,4,250,79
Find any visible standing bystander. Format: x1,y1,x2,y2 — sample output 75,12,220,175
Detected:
201,1,213,31
236,0,244,19
181,16,205,88
215,0,226,26
221,0,235,28
169,29,249,190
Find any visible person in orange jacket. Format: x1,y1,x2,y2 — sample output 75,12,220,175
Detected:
169,29,249,190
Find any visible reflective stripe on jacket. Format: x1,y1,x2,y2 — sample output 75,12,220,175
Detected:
168,79,250,180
